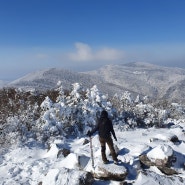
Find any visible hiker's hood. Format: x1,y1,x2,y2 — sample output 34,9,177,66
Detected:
100,110,108,118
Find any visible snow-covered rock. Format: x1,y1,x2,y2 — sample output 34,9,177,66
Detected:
147,144,173,164
44,143,70,159
41,168,94,185
150,133,180,144
93,161,127,181
139,145,178,175
58,153,90,170
134,170,185,185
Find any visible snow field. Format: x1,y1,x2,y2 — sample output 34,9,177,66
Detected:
1,123,185,184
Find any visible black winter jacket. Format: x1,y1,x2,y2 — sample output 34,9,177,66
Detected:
91,116,117,140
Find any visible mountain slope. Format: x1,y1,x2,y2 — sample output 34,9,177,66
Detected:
7,62,185,102
7,68,127,95
83,62,185,102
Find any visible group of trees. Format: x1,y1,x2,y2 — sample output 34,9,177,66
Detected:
0,83,185,147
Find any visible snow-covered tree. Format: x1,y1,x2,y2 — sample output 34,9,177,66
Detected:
2,84,185,147
36,96,62,142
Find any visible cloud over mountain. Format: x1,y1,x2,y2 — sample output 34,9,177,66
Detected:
68,42,125,62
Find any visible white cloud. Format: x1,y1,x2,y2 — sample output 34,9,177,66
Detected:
35,53,49,59
68,42,93,61
68,42,125,62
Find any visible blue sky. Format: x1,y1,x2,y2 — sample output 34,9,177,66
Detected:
0,0,185,80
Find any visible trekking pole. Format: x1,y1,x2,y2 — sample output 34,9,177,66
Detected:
89,136,95,170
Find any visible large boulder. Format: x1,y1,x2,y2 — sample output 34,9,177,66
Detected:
41,168,94,185
139,144,178,175
146,144,174,167
93,161,127,181
59,153,90,170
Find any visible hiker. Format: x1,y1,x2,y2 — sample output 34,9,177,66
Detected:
87,110,119,164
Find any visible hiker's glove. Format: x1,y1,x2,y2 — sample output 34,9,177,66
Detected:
87,130,92,137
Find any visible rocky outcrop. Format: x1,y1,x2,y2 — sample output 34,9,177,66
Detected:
139,154,178,175
139,144,179,175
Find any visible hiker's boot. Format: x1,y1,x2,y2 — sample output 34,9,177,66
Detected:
103,160,110,164
114,160,122,165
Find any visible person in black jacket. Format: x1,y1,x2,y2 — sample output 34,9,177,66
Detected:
87,110,118,164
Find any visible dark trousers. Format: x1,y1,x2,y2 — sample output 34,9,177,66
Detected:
99,136,118,162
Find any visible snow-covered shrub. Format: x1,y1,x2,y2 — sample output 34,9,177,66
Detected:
36,96,63,142
2,116,27,146
1,85,185,147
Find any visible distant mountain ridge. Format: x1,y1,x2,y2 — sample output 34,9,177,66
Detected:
7,68,127,95
83,62,185,102
6,62,185,102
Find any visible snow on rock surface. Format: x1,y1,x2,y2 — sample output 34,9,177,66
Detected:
93,161,127,181
147,144,173,162
41,168,94,185
58,153,79,169
134,170,185,185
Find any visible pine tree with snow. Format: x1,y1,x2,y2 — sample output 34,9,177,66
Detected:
36,96,61,142
82,85,115,134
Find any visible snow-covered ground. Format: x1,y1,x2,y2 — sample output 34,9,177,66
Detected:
1,121,185,185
